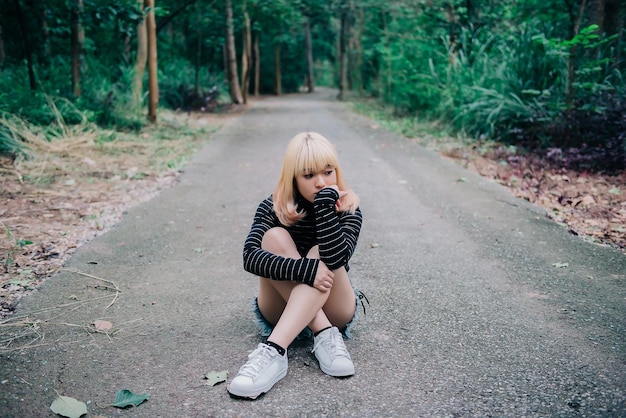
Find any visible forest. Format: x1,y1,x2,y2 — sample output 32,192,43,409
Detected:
0,0,624,172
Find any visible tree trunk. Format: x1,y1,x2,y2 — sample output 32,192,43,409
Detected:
0,11,5,68
348,0,357,91
304,17,314,93
354,7,364,94
41,5,51,66
26,0,51,66
70,0,85,97
337,6,348,100
195,3,202,96
274,42,281,95
602,0,622,37
241,3,252,103
14,0,36,90
253,31,260,96
145,0,159,123
223,43,229,85
566,0,587,111
380,8,391,102
443,2,459,66
225,0,243,104
133,0,148,106
599,0,623,67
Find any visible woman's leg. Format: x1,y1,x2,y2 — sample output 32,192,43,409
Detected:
258,228,356,349
305,246,356,331
258,228,331,349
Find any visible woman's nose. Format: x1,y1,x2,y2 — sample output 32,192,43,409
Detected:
315,175,325,188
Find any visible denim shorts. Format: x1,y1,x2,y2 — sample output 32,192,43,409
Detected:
252,288,368,341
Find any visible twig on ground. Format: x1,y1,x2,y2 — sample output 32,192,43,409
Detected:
0,295,114,326
59,268,121,308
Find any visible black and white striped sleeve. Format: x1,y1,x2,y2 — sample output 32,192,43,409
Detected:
242,197,319,286
313,188,363,271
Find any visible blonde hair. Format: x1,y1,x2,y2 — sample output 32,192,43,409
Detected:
273,132,360,226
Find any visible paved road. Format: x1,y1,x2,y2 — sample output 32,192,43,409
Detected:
1,90,625,417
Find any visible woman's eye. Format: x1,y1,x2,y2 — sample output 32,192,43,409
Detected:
303,174,313,179
324,170,333,176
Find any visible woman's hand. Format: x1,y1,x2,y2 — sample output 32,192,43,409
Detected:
314,260,334,292
324,185,348,211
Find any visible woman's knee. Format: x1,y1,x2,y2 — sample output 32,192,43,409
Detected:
262,227,298,256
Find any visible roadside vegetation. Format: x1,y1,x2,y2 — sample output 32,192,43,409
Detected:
0,1,624,317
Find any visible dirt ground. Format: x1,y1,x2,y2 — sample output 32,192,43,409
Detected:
440,143,626,252
1,108,624,321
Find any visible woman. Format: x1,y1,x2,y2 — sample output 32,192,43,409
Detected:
227,132,363,399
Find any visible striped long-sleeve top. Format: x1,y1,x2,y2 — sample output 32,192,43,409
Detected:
243,188,362,287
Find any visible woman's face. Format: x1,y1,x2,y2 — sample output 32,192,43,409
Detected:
295,166,337,203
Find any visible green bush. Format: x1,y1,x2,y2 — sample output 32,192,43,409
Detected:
159,58,228,111
0,124,24,158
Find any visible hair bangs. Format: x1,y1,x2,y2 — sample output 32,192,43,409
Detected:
293,137,338,176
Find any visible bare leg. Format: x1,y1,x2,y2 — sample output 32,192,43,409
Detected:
305,246,356,329
258,228,356,349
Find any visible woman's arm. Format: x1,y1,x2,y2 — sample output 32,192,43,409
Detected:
313,188,363,270
242,197,319,286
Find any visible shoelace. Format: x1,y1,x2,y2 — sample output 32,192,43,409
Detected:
238,345,274,378
313,329,350,359
356,290,369,315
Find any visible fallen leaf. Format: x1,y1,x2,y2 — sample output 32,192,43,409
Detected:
204,370,228,386
112,389,150,408
192,247,206,253
579,195,596,206
50,395,87,418
93,320,113,331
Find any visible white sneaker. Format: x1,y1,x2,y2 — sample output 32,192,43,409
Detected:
312,327,355,377
227,343,288,399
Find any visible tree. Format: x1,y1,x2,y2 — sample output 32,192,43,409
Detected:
274,42,281,95
26,0,51,67
0,9,5,67
225,0,243,104
133,0,148,106
13,0,36,90
253,30,260,96
565,0,588,110
241,0,252,103
70,0,85,97
597,0,623,67
304,17,314,93
337,1,349,100
145,0,158,123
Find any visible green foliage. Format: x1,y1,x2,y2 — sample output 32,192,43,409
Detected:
352,1,625,171
0,60,144,155
427,24,559,142
1,0,623,171
0,125,24,158
159,58,228,111
1,223,34,272
74,61,145,130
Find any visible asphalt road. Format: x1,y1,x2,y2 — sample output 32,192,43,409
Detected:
1,90,625,417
